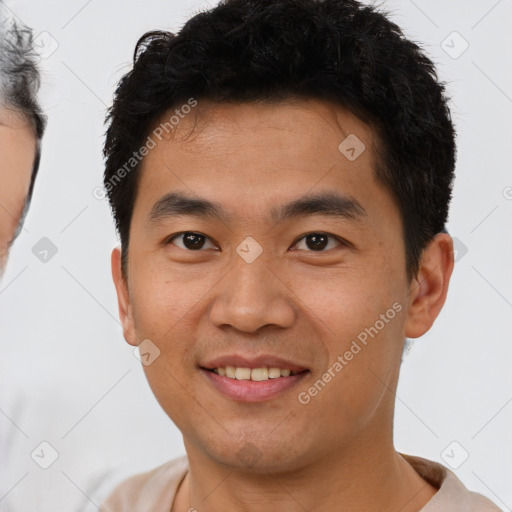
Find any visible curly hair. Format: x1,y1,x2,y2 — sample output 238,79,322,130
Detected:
104,0,456,282
0,13,46,229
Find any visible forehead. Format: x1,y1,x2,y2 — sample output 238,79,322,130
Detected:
0,108,37,261
133,98,397,230
152,98,377,158
0,109,37,169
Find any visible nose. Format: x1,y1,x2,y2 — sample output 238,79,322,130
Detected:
209,255,296,334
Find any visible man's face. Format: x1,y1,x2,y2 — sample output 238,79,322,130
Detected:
0,109,36,271
114,99,422,471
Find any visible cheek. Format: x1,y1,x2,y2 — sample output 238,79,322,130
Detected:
290,262,401,342
297,321,402,438
129,263,210,339
293,268,404,423
129,267,212,393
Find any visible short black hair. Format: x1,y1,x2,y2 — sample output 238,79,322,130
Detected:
0,16,47,236
104,0,456,282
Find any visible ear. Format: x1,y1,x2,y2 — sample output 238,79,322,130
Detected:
111,247,137,346
404,233,454,339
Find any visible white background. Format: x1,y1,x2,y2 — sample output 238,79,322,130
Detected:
0,0,511,510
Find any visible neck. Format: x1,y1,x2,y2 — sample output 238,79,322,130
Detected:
173,427,437,512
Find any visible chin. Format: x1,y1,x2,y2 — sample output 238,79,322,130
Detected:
192,432,314,475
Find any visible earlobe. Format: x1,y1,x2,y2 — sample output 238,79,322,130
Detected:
404,233,454,339
111,247,138,346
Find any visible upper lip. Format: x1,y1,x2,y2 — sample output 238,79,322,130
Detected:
201,354,309,372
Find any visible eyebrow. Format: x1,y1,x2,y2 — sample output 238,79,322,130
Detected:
147,191,367,226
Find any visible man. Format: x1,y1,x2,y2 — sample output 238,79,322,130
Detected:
0,10,47,512
0,14,45,273
101,0,500,510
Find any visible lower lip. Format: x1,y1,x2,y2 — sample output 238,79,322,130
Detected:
200,368,309,402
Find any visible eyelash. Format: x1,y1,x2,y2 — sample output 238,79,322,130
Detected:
166,231,346,252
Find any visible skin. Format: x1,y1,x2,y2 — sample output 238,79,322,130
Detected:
0,108,37,272
112,98,454,512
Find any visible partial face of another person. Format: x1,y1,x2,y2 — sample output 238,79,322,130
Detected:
112,98,452,473
0,108,37,271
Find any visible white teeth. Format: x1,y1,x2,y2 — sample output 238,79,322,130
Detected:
268,367,281,378
251,368,268,381
211,366,302,381
235,367,251,380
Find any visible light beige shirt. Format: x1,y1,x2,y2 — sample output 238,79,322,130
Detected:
101,453,502,512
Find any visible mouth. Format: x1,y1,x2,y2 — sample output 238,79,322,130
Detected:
199,355,310,402
204,366,306,380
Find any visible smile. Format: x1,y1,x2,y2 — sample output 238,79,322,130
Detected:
208,366,304,381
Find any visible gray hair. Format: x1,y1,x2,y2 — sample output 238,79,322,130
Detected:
0,10,46,242
0,12,46,137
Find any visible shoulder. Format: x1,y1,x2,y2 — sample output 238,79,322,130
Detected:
400,453,503,512
100,455,189,512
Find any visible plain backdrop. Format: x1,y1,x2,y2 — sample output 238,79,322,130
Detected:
0,0,511,510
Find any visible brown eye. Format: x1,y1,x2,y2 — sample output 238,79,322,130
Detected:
293,233,342,252
169,232,216,251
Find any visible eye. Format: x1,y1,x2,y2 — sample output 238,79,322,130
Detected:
168,232,217,251
292,233,343,252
